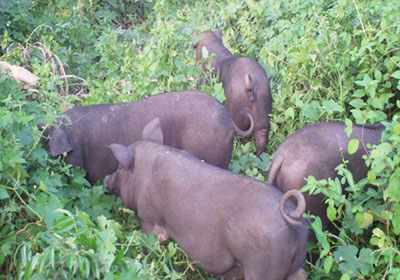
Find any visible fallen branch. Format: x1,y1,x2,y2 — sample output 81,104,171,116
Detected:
0,60,38,86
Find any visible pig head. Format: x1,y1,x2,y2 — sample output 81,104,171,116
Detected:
268,122,384,229
194,29,272,155
104,118,308,280
41,90,253,184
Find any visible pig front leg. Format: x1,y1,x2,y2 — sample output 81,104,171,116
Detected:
141,222,169,243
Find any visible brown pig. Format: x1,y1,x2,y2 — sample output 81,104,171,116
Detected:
268,122,384,229
194,29,272,156
41,91,253,184
104,118,308,280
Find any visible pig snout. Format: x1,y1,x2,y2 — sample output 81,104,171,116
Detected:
104,174,112,192
255,129,268,156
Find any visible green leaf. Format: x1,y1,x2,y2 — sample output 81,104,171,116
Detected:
384,174,400,202
311,217,330,258
79,186,116,219
0,185,10,200
322,99,344,114
97,228,117,273
374,70,382,81
324,255,334,273
392,211,400,235
355,212,373,228
29,193,65,227
351,109,365,123
213,82,225,103
340,273,350,280
302,102,322,121
334,245,372,276
201,46,209,59
348,138,359,155
367,170,376,183
355,74,372,87
391,70,400,79
344,119,353,137
327,204,336,221
349,98,364,109
285,107,295,119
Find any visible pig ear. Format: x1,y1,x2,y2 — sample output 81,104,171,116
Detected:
245,74,255,102
213,28,223,39
49,126,73,157
108,144,134,170
142,118,164,144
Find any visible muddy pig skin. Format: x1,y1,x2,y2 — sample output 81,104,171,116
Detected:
104,118,308,280
268,122,384,228
194,29,271,156
41,90,254,184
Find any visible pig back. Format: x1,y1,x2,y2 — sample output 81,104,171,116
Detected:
48,91,235,183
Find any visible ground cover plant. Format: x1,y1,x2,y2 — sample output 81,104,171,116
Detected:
0,0,399,279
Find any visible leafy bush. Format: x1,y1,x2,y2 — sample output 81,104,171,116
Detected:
0,0,399,279
303,116,400,279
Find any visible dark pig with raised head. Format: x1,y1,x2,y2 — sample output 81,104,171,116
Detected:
104,118,308,280
194,29,271,156
41,91,253,184
268,122,384,228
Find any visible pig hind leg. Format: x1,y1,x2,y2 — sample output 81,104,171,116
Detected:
239,241,291,280
286,268,307,280
218,263,243,279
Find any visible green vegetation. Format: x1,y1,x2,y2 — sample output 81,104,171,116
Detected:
0,0,399,279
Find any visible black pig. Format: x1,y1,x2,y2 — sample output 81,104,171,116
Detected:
42,91,253,184
194,29,271,156
268,122,384,228
104,118,308,280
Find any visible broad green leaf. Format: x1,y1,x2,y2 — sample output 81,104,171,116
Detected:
374,70,382,81
340,273,350,280
302,102,322,121
327,204,337,221
322,99,344,114
311,217,330,258
348,138,359,154
334,245,372,276
355,212,373,228
393,214,400,235
344,119,353,137
201,46,209,59
349,98,364,109
391,70,400,79
370,142,393,158
351,108,365,123
79,186,115,219
394,123,400,135
355,74,372,87
324,255,334,273
29,193,65,227
367,170,376,183
192,33,203,46
384,174,400,202
0,185,10,200
285,107,295,119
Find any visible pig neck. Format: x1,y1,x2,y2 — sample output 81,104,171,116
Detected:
207,42,235,70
